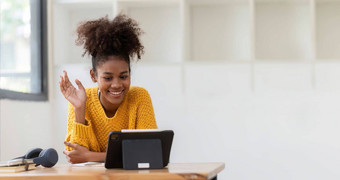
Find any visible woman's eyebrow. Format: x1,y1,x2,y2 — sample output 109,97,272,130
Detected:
103,72,113,75
102,71,129,75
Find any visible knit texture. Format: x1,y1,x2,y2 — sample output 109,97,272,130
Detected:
65,86,157,152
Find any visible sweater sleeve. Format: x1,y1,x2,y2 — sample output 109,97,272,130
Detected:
64,103,100,152
136,89,158,129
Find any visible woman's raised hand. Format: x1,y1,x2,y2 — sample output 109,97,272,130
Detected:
59,70,86,108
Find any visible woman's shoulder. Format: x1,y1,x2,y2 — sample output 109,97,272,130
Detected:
128,86,149,96
127,86,151,102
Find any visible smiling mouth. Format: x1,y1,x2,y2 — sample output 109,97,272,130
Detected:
108,90,124,97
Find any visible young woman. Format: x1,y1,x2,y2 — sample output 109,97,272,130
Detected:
59,14,157,164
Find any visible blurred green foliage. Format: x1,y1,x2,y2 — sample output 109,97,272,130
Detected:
0,0,29,39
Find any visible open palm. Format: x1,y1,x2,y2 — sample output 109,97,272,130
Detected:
59,71,86,108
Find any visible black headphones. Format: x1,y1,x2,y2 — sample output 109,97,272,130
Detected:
12,148,58,168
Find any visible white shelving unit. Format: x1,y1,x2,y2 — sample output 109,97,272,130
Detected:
53,0,340,63
53,0,340,91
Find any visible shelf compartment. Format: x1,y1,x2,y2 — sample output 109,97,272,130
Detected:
254,0,312,60
188,0,251,62
316,0,340,59
116,0,181,63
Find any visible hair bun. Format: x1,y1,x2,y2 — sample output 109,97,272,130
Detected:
76,14,144,61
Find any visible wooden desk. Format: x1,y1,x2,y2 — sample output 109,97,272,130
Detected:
0,162,225,180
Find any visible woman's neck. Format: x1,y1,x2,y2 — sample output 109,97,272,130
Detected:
98,91,119,118
102,107,117,118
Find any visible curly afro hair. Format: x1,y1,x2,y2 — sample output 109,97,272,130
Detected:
75,14,144,72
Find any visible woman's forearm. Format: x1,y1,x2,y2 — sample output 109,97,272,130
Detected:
87,151,106,162
74,106,86,124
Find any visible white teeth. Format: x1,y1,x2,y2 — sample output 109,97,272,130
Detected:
110,91,123,95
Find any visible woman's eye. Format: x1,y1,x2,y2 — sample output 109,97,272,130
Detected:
120,76,128,79
103,77,112,80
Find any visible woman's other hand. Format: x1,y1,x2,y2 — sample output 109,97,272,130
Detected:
63,141,106,163
59,70,86,109
63,141,90,164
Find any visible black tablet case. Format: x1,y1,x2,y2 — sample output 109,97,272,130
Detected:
105,130,174,169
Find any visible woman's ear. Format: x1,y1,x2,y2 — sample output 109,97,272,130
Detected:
90,69,97,83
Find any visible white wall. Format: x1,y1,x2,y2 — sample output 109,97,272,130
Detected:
0,100,53,160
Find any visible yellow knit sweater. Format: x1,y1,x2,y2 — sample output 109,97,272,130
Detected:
65,86,157,152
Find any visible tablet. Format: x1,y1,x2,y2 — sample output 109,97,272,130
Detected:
104,129,174,169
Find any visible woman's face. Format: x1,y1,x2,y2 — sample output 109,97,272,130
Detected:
91,56,130,111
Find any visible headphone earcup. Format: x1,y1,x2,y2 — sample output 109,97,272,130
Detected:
33,148,58,168
24,148,43,159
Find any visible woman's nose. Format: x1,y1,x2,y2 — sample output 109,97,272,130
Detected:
111,79,121,88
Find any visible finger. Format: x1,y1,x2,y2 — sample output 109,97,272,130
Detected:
59,76,66,92
62,71,66,81
62,71,70,88
66,156,71,163
63,150,70,156
75,79,85,90
60,79,70,97
63,73,76,92
60,75,67,89
64,141,78,149
64,71,71,85
59,75,63,85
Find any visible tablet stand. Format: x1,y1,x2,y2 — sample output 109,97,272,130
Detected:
122,139,163,170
